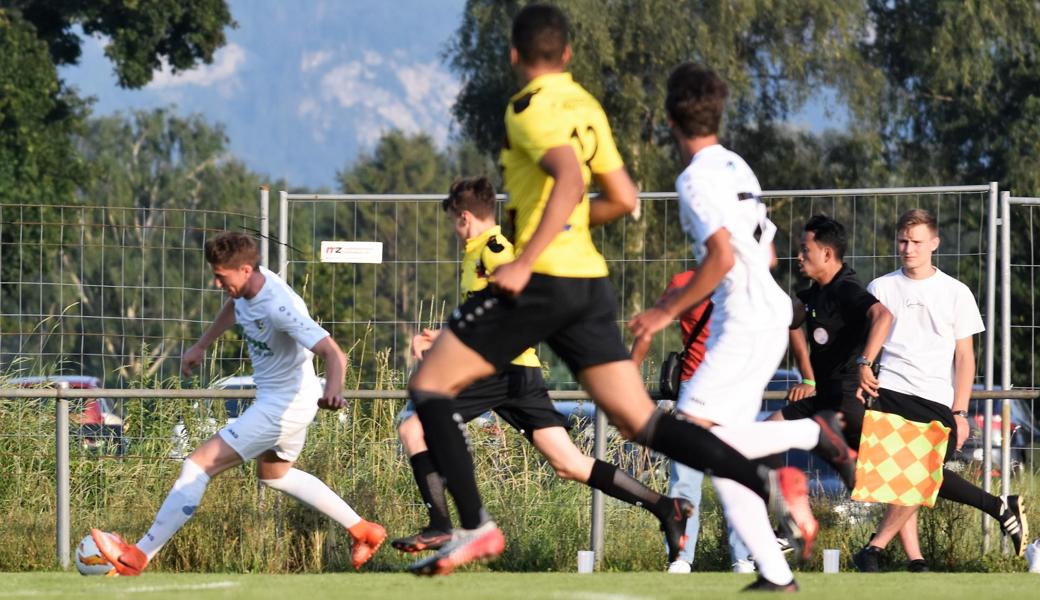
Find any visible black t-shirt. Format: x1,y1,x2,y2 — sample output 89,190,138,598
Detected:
794,264,879,394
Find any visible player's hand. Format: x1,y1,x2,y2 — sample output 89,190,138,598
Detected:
318,383,345,410
490,261,532,296
411,328,439,360
857,364,880,399
787,383,816,402
628,307,672,342
180,343,205,377
954,414,969,450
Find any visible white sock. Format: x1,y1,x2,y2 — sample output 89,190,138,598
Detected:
137,459,210,560
709,420,820,459
261,468,362,530
712,476,794,586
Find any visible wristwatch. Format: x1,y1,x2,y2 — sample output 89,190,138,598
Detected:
952,410,968,417
855,355,874,368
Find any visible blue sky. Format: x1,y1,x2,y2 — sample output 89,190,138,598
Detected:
61,0,466,190
59,0,841,191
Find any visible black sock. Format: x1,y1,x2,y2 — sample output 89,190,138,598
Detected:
586,459,671,520
408,451,453,532
636,410,770,502
411,390,488,529
938,468,1002,519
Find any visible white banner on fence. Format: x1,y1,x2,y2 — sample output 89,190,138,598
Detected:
319,241,383,264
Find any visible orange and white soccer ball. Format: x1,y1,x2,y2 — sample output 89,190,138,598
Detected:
76,533,114,576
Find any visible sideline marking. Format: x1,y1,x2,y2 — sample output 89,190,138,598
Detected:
0,580,239,597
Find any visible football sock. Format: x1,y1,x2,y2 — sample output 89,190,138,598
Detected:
709,419,821,458
713,476,795,586
260,468,362,529
938,469,1002,518
411,389,488,530
409,451,453,532
136,459,210,560
635,409,771,501
587,459,670,520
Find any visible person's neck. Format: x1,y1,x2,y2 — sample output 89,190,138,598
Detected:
242,269,266,299
677,134,720,165
466,219,497,241
518,63,565,86
901,263,936,280
815,262,843,286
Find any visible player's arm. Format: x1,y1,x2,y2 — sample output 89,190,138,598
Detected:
492,145,585,295
312,336,347,410
411,328,441,360
951,336,975,449
787,302,816,401
856,302,893,400
589,168,638,227
181,299,236,376
628,228,732,341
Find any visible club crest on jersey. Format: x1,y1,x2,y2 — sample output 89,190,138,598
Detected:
255,319,266,332
813,327,829,345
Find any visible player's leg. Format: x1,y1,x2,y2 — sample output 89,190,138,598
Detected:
93,433,243,575
666,460,703,572
529,425,695,563
391,412,453,552
712,475,798,588
898,512,927,570
256,450,385,570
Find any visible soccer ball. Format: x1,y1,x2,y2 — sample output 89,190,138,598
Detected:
75,533,114,576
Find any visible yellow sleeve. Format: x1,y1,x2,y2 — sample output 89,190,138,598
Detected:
587,109,624,175
481,235,515,274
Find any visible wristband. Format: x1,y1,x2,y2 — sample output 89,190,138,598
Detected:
952,410,968,417
801,378,816,387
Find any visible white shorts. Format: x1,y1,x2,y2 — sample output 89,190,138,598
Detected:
676,325,787,426
218,396,319,462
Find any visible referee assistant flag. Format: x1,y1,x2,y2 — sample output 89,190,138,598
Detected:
851,410,950,507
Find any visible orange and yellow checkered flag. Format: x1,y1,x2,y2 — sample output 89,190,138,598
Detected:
851,410,950,507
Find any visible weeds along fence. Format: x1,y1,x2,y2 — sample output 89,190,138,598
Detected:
2,184,1037,573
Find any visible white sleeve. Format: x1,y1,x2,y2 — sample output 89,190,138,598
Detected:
953,283,985,339
676,171,734,244
270,299,330,350
866,278,886,309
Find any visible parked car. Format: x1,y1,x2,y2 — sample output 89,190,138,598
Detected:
7,375,127,456
948,392,1035,477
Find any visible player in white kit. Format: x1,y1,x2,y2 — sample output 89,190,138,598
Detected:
91,232,386,575
629,63,856,591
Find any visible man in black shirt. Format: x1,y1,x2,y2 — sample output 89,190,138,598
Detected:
769,215,892,449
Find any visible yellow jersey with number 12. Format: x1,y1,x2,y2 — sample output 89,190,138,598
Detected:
500,72,624,278
460,225,540,368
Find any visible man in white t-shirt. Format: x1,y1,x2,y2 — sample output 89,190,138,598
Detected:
852,209,1028,572
90,232,386,576
629,63,857,592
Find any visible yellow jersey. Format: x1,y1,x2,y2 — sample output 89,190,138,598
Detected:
500,72,625,277
461,225,540,368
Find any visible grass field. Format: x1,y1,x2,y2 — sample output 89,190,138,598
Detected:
0,572,1037,600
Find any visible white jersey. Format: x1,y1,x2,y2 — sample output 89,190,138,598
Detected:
233,266,329,407
676,144,791,334
868,268,985,408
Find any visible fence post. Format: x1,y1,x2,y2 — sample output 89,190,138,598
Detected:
278,191,289,279
260,185,270,268
999,191,1012,554
982,182,998,551
590,408,606,568
55,381,70,569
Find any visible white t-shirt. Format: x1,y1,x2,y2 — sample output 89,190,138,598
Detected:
234,266,329,407
676,144,791,335
868,267,984,407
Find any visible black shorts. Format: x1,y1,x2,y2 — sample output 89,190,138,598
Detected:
448,274,630,375
781,379,865,449
400,365,567,441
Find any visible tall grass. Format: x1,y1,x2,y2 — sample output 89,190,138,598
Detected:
0,355,1035,573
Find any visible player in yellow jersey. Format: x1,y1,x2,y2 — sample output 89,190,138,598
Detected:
391,176,694,561
406,4,816,577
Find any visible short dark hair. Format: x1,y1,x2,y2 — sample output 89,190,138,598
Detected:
804,215,847,260
512,3,569,65
896,208,938,237
205,232,260,268
665,63,728,138
443,176,497,219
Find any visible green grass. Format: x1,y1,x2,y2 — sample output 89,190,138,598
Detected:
1,572,1037,600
